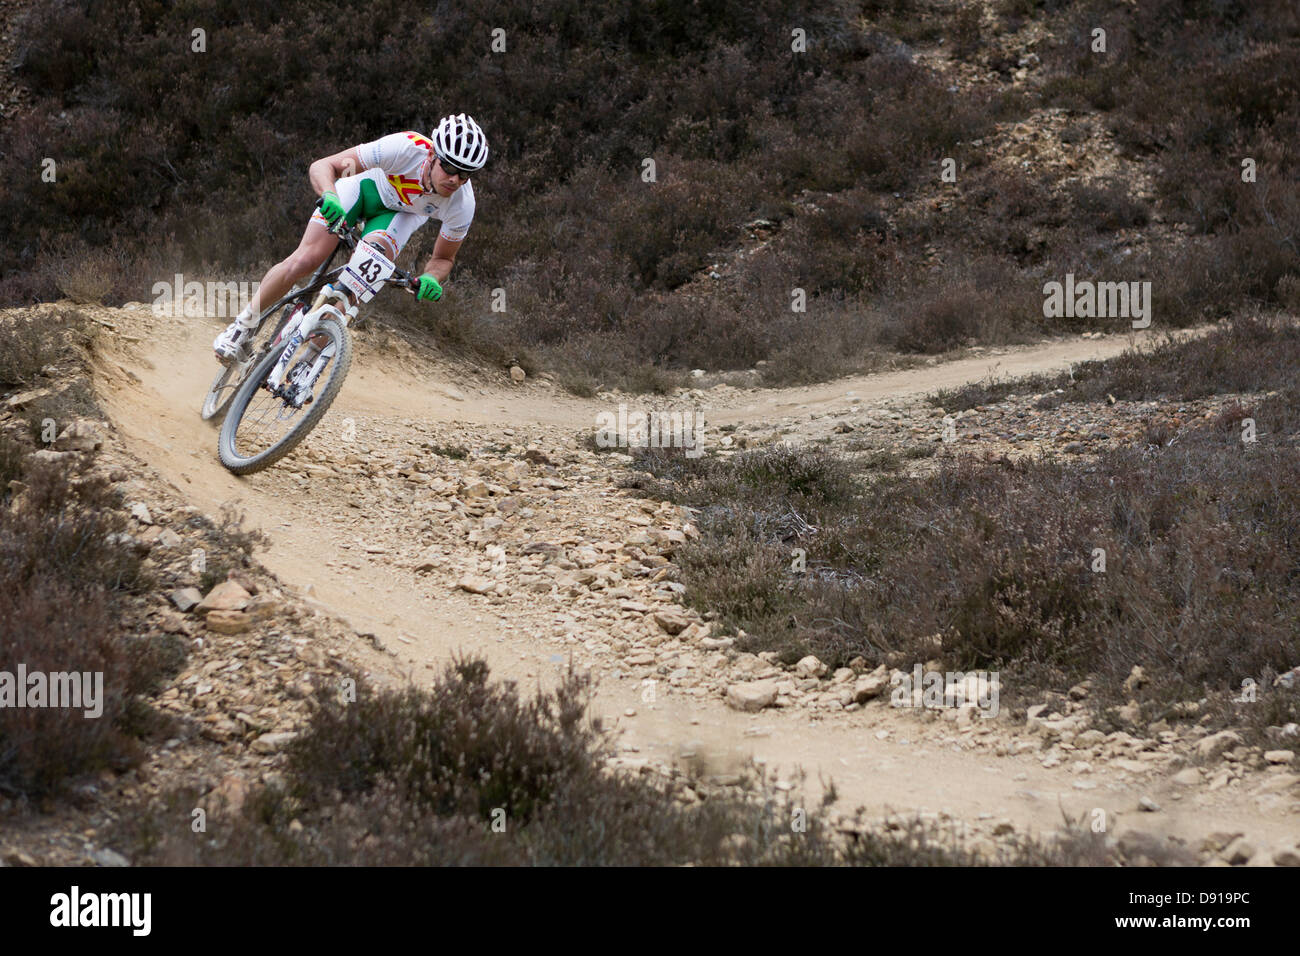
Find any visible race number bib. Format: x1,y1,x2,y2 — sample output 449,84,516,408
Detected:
338,242,396,303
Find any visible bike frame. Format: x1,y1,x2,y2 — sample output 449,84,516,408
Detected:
260,218,418,326
253,244,346,335
260,219,418,392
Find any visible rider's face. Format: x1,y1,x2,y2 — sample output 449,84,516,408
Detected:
431,156,469,196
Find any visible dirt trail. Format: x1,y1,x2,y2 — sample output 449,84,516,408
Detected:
704,334,1147,420
86,305,1296,854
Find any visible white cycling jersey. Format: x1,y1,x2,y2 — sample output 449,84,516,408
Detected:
357,130,476,242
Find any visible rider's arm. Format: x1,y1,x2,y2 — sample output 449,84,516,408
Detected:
308,147,364,196
421,234,462,284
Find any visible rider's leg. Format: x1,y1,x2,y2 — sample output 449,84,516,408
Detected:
239,219,339,323
225,172,395,333
214,219,338,364
290,188,417,357
217,171,423,367
360,209,423,262
213,196,350,363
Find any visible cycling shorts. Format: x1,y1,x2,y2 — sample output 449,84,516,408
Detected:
310,168,425,257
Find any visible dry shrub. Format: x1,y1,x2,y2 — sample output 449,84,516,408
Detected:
1067,177,1150,231
936,317,1300,411
0,454,167,799
0,308,88,388
113,656,1111,865
880,262,1040,354
628,325,1300,735
0,579,135,798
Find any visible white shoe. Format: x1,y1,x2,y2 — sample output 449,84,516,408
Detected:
213,322,254,366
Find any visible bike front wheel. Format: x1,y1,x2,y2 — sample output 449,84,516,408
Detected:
217,317,352,475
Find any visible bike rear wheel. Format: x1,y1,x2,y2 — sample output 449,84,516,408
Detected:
217,317,352,475
200,301,302,422
201,355,254,422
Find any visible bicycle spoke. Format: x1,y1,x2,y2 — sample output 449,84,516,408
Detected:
231,346,337,459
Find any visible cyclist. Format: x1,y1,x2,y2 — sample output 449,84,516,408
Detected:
213,113,487,364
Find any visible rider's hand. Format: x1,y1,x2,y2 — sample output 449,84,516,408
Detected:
416,273,443,302
319,190,346,227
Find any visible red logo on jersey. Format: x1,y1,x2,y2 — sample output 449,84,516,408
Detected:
387,174,423,204
405,132,435,152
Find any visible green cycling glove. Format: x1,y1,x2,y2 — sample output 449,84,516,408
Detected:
416,273,443,302
319,190,346,226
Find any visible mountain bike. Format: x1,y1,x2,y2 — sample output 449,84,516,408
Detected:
208,207,419,475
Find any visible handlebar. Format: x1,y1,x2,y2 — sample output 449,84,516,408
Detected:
315,198,421,295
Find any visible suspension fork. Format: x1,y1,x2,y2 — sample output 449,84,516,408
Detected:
267,286,353,389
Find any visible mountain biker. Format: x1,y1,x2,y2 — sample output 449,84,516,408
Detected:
213,113,487,364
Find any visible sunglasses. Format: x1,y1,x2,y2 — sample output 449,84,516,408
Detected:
437,155,475,180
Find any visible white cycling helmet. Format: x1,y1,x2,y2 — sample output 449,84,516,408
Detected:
432,113,488,173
